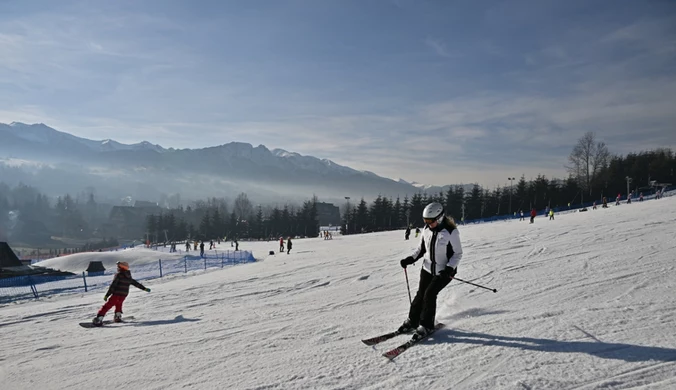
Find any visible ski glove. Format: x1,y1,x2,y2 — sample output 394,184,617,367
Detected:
439,266,457,279
145,288,151,292
104,294,110,301
400,256,416,268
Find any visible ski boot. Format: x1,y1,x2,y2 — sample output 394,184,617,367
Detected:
411,325,433,341
397,318,416,334
92,315,104,327
114,312,123,323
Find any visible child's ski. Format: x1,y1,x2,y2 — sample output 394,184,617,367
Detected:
382,323,445,360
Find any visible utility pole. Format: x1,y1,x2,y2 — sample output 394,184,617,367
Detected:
344,196,350,234
626,176,632,199
508,177,515,216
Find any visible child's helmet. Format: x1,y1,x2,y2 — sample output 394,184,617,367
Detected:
116,261,130,271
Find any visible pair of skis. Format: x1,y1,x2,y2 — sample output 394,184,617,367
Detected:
362,323,445,360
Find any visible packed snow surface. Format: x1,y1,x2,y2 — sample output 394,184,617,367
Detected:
2,197,676,389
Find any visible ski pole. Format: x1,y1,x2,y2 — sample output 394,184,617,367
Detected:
404,268,412,304
453,277,498,293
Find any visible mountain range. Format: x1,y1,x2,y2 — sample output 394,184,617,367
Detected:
0,122,466,205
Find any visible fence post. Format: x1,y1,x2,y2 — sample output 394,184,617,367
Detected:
204,255,207,270
184,256,188,273
159,259,163,278
221,254,224,268
28,275,39,299
82,272,88,292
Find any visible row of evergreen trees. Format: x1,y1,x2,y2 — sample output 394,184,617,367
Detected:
340,148,675,234
145,198,320,242
3,147,673,244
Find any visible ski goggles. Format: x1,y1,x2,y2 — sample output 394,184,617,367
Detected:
423,218,437,225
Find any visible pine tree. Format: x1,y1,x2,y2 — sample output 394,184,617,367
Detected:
199,210,211,239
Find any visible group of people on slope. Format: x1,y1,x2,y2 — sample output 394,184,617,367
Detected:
279,237,293,254
91,202,463,340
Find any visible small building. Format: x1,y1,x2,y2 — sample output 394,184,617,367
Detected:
316,202,341,227
86,261,106,276
0,242,23,268
108,200,163,239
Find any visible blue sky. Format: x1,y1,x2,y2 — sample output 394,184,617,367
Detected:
1,0,675,187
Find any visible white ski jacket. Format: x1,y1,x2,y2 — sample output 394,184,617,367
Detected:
409,221,463,276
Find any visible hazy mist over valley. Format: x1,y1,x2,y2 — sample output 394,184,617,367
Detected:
0,122,459,208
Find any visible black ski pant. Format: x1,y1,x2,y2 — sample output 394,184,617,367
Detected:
408,269,451,329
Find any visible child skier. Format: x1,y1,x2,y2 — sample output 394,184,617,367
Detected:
398,202,463,340
92,261,150,326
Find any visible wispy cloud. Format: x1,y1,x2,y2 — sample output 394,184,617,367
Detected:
424,37,458,58
1,0,675,187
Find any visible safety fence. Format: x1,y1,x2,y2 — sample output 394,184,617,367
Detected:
0,250,255,304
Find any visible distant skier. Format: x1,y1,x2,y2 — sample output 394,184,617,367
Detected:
185,241,190,252
398,202,463,340
234,239,239,251
200,242,205,257
530,208,536,224
405,226,411,240
415,227,421,238
549,209,554,220
279,237,285,253
592,201,597,210
519,210,524,221
92,261,150,326
286,237,293,254
639,192,644,202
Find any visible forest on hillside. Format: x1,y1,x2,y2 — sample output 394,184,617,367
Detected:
1,136,673,246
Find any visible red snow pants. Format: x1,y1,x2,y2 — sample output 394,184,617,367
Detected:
98,295,126,316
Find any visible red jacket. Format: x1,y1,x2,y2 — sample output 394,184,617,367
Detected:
530,209,537,217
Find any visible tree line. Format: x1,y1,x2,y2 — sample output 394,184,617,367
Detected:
2,138,674,244
144,193,320,243
341,143,675,234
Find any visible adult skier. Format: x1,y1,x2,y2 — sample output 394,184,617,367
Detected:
92,261,150,326
398,202,463,340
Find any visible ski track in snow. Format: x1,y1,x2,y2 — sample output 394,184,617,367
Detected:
2,197,676,389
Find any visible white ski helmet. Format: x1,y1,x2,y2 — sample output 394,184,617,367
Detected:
422,202,445,223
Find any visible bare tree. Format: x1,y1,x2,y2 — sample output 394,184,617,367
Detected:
567,132,610,196
233,192,253,221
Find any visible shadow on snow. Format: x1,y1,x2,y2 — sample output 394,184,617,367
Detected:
130,315,201,327
434,329,676,363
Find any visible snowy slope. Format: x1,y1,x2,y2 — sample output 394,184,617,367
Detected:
1,197,676,389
